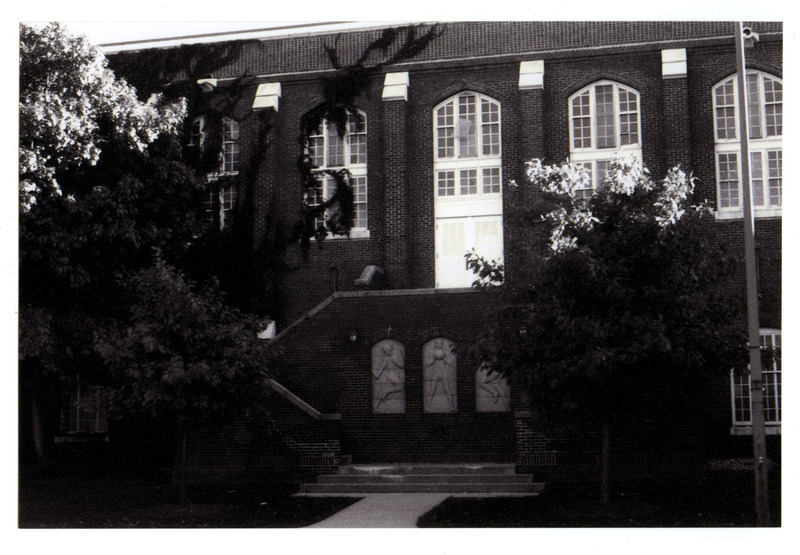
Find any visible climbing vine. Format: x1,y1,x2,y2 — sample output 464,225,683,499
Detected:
297,23,445,255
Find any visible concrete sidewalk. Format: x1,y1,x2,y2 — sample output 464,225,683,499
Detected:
304,493,450,528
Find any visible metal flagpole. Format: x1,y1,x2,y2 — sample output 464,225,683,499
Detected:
734,21,770,526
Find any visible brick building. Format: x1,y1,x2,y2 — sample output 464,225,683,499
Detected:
103,22,781,478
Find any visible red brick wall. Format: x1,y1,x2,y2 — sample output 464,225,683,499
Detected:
112,22,783,469
273,290,517,463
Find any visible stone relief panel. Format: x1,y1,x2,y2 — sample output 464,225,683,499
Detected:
475,366,510,412
371,339,405,413
423,338,457,413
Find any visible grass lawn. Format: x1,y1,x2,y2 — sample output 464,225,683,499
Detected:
18,471,358,528
417,471,781,527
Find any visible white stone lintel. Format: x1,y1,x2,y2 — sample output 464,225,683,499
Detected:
519,60,544,90
662,48,687,79
382,71,410,101
253,82,282,111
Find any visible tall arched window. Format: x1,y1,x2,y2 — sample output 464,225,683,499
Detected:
713,71,782,219
569,81,641,198
433,92,503,288
191,115,240,229
305,110,368,237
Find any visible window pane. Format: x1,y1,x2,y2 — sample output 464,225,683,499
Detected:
191,118,205,147
348,112,367,164
594,85,616,148
352,176,368,229
768,150,782,207
746,73,762,139
221,119,239,173
437,171,455,196
441,221,465,256
750,151,764,206
596,160,611,189
717,152,739,209
326,122,344,166
715,81,737,140
574,162,593,199
460,169,478,195
458,95,477,158
308,135,324,167
220,183,237,228
436,103,455,158
474,219,501,256
572,92,591,148
481,99,500,156
482,167,501,193
764,77,783,136
618,88,639,145
732,373,752,424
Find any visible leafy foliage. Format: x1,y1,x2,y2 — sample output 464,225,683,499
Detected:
468,157,746,424
19,23,186,209
95,258,272,423
19,24,205,393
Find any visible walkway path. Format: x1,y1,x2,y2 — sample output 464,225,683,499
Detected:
304,493,450,528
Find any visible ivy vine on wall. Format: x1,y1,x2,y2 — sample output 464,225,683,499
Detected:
297,24,445,256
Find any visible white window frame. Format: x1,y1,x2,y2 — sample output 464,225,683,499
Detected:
63,383,108,434
730,328,781,435
433,92,504,289
434,92,502,201
713,71,782,220
305,110,369,239
192,115,241,229
568,81,642,198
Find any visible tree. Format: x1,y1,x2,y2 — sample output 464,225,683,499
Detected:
95,258,272,501
467,157,745,505
19,23,186,210
19,23,201,467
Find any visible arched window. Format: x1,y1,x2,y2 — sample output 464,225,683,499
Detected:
713,71,782,218
568,81,642,198
305,110,368,237
191,115,240,229
433,92,503,288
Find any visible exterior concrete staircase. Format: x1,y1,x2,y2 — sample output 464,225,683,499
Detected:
298,463,545,494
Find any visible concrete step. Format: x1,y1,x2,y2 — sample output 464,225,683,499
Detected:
318,473,534,484
298,482,545,494
299,463,545,495
336,463,517,475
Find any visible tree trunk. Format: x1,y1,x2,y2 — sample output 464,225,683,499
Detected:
31,388,47,469
173,419,188,504
600,423,611,507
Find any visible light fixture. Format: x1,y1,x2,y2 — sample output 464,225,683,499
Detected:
349,331,359,344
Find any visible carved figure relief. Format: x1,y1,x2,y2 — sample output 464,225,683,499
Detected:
475,366,510,412
423,338,457,413
371,339,405,413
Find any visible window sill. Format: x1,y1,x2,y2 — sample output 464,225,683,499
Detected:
730,425,781,436
715,208,782,220
54,433,110,443
206,171,240,181
313,229,371,240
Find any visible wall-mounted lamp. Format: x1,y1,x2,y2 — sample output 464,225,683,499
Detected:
742,27,760,49
349,331,359,344
519,325,528,336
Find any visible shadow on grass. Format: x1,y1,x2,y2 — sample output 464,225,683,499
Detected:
416,471,781,527
18,471,359,528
